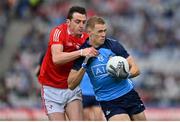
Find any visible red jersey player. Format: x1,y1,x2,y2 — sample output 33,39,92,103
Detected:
38,6,98,121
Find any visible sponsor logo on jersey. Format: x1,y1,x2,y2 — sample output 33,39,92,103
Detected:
91,64,107,77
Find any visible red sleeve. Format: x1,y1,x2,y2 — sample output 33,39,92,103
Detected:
84,33,89,40
49,27,64,46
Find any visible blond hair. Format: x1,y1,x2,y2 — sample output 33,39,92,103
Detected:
86,16,105,31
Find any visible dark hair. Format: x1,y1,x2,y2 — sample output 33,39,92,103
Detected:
67,6,86,20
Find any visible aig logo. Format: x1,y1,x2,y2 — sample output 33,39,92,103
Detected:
91,64,107,77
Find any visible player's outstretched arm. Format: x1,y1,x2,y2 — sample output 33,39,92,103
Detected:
126,56,140,78
68,56,91,90
51,44,82,65
51,44,98,65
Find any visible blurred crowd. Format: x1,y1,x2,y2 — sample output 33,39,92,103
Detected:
0,0,180,109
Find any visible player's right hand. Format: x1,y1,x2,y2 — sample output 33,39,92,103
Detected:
81,47,98,57
108,63,129,79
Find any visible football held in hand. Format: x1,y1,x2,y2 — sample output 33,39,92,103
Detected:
106,56,129,78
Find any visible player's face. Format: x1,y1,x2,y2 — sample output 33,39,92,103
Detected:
91,24,107,47
67,12,87,36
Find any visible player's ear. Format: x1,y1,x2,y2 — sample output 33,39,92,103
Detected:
66,19,70,26
86,27,92,34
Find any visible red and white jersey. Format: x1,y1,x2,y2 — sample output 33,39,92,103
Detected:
38,23,88,88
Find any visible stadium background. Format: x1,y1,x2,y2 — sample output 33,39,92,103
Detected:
0,0,180,120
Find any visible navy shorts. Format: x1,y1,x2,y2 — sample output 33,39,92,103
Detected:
82,95,99,108
100,89,145,120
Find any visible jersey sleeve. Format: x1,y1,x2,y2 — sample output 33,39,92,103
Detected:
49,27,64,46
110,39,129,58
72,57,85,71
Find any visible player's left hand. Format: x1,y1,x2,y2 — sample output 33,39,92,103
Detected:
81,56,91,69
108,62,130,79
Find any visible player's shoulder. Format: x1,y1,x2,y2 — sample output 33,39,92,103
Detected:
80,38,90,49
106,37,124,47
50,23,67,33
106,37,119,43
57,23,67,30
49,23,67,38
81,32,89,39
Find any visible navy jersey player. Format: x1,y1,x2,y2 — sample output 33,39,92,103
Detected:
67,16,146,121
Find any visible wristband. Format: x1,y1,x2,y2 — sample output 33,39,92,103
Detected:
81,63,87,69
80,49,83,56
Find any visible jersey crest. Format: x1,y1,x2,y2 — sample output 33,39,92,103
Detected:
97,54,104,62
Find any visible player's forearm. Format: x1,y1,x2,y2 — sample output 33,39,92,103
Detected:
52,50,81,65
127,56,140,78
68,68,86,90
129,66,140,78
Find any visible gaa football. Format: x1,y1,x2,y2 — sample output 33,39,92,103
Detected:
106,56,129,75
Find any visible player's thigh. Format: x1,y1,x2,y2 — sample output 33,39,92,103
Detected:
83,107,92,120
42,86,67,119
83,107,100,120
130,111,146,121
65,87,83,120
109,113,131,121
48,112,66,121
90,106,105,120
65,99,83,120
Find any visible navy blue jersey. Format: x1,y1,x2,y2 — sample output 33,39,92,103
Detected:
73,38,133,101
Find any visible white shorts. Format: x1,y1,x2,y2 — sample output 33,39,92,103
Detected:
41,85,82,114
